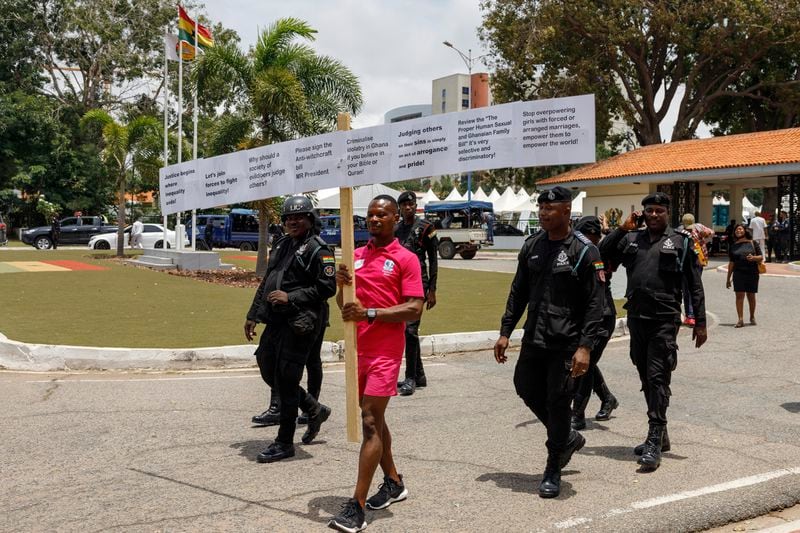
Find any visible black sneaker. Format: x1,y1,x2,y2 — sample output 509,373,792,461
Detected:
398,378,415,396
328,498,366,532
365,475,408,510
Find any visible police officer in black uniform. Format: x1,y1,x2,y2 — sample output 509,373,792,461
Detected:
244,196,337,463
494,186,605,498
395,191,439,396
600,192,708,471
571,216,619,430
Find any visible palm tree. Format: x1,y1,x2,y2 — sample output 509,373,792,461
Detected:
194,18,362,275
80,110,161,257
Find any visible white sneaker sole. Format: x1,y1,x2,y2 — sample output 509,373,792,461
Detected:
328,518,367,532
365,488,408,510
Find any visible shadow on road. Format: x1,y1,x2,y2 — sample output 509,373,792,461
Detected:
781,402,800,413
581,445,689,463
475,471,577,498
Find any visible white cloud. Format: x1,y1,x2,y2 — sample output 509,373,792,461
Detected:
204,0,487,128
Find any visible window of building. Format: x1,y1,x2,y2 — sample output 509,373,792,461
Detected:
441,101,446,113
462,86,469,95
462,99,469,109
441,88,446,98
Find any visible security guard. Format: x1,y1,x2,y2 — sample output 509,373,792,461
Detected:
600,192,708,471
395,191,439,396
244,196,337,463
494,186,605,498
571,216,619,430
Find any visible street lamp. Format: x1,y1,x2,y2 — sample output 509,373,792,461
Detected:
443,41,489,216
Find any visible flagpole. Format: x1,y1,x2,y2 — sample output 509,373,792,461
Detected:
177,7,184,252
163,33,170,250
191,10,199,251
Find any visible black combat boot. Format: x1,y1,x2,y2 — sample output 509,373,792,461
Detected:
634,426,670,455
560,430,586,469
637,424,665,471
252,401,281,426
571,393,590,430
594,383,619,421
302,404,331,444
538,452,562,498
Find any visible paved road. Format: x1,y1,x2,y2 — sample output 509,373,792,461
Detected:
2,265,799,532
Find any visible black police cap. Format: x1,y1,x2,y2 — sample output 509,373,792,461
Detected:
397,191,417,205
538,186,572,204
574,216,601,235
641,192,671,208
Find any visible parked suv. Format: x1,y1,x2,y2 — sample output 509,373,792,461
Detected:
0,213,7,246
21,216,116,249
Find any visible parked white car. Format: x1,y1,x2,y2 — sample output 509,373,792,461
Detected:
88,224,179,250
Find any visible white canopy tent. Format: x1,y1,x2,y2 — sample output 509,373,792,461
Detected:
472,187,490,202
488,188,501,202
571,191,586,216
443,187,464,201
516,187,531,202
493,186,521,212
314,183,403,216
418,188,440,209
713,195,761,221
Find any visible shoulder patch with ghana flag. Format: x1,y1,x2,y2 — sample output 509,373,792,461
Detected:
320,253,335,264
593,260,606,282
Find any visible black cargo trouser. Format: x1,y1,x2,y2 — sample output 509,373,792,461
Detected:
255,325,318,445
306,323,326,400
574,315,616,409
403,318,425,382
627,317,678,426
513,344,576,455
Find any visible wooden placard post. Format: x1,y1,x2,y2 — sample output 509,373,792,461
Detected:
337,112,360,443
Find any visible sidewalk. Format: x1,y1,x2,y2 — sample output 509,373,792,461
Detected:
716,261,800,277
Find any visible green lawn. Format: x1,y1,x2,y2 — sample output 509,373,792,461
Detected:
0,248,624,348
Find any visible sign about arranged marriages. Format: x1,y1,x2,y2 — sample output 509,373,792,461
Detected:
159,94,595,215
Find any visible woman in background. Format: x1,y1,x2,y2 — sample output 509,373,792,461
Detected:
726,224,763,327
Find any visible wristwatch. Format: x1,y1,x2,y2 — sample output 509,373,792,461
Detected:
366,308,377,324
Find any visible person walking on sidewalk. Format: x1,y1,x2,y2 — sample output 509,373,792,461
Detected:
395,190,438,396
244,196,336,463
600,193,708,472
494,186,605,499
726,223,763,327
570,215,619,430
328,195,424,533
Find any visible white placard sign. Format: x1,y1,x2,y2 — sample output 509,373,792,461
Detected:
159,161,199,216
455,102,516,174
292,131,345,194
243,142,295,201
196,150,249,209
390,113,458,181
343,125,393,187
158,95,597,212
514,94,595,167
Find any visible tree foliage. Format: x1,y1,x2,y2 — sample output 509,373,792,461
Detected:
480,0,800,146
195,18,363,275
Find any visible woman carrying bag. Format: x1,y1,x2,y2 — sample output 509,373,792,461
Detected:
726,223,764,328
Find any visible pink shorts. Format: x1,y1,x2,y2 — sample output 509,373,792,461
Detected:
358,354,402,398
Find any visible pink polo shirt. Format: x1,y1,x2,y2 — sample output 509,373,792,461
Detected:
353,238,424,358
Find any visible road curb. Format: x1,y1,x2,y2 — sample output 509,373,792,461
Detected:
0,319,629,372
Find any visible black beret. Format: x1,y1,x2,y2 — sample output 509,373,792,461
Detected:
397,191,417,205
574,216,601,235
641,192,671,207
538,186,572,204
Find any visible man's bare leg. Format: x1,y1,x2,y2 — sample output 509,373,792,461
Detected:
354,395,392,506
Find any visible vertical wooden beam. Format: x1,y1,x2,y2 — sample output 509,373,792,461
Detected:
337,112,360,443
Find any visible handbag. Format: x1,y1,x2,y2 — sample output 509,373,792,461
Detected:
751,242,767,274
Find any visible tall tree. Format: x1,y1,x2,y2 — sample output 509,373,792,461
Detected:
80,110,161,256
194,18,363,275
480,0,800,145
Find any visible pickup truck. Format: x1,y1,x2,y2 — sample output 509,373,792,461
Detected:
319,215,370,248
21,216,116,250
424,200,494,259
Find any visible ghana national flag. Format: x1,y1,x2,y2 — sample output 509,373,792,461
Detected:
178,5,214,50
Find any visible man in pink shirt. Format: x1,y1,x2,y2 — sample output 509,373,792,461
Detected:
329,195,424,533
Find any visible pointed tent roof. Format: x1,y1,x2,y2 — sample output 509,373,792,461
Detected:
420,188,440,207
444,187,464,201
472,187,490,202
488,188,501,202
315,183,403,213
515,187,531,202
494,186,521,212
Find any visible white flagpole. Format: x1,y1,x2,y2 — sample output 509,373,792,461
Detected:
163,34,170,250
177,12,184,251
191,11,199,251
